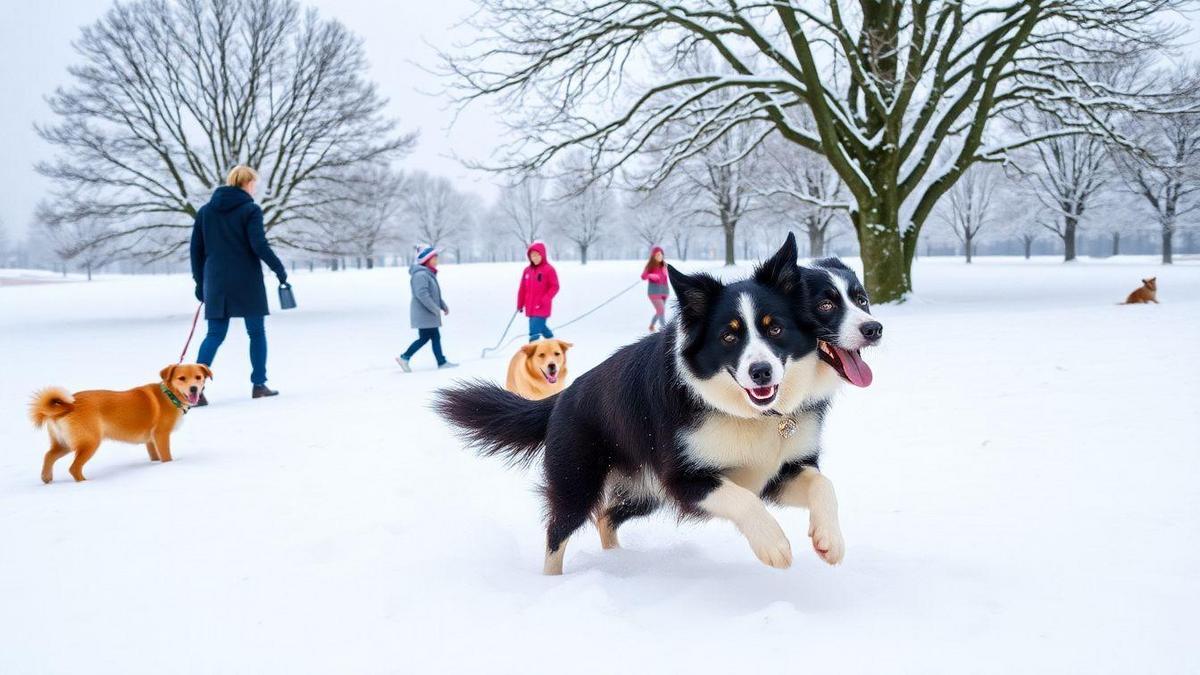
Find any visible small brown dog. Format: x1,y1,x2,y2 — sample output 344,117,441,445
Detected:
29,363,212,483
1122,277,1159,304
505,338,573,400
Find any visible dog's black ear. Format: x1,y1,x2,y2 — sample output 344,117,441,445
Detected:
754,232,800,294
669,265,723,326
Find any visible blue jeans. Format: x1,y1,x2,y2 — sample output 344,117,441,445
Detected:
402,328,446,365
197,316,268,386
528,317,554,341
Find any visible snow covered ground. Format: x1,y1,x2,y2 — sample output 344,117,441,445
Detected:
1,255,1197,674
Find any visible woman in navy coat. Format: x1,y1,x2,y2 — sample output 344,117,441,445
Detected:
190,165,288,403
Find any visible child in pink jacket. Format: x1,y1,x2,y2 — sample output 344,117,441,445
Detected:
641,246,670,331
517,241,560,341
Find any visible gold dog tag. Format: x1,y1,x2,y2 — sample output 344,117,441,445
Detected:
778,416,798,438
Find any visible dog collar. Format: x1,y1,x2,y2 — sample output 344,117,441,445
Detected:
762,409,798,438
160,383,189,414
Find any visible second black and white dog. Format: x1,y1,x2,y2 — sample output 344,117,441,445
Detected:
435,234,882,574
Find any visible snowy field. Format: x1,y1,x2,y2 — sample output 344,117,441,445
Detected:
1,255,1198,674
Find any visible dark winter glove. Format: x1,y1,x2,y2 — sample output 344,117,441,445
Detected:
277,272,288,284
194,284,203,302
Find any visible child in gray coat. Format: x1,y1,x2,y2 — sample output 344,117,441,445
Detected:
397,247,457,371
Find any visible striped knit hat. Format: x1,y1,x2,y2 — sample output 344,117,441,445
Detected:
415,246,439,265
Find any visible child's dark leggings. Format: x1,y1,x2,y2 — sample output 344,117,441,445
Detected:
402,328,446,365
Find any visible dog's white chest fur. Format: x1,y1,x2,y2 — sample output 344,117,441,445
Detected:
682,411,821,494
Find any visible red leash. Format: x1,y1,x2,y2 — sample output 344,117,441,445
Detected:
179,303,204,363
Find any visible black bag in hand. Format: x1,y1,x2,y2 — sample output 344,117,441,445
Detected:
278,282,297,310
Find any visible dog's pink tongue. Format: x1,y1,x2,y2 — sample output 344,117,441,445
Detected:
835,347,873,387
546,372,558,384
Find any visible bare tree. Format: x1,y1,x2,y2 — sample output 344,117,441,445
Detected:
937,164,1003,263
626,187,674,251
1015,222,1042,259
450,191,486,262
444,1,1185,301
673,123,764,265
668,222,695,262
628,208,669,252
1011,104,1113,262
36,0,415,261
404,171,470,249
1113,68,1200,264
302,166,406,268
757,136,847,258
45,219,122,280
553,167,612,265
495,177,548,246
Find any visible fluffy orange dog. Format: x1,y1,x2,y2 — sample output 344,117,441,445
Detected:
506,338,573,400
29,363,212,483
1121,277,1158,304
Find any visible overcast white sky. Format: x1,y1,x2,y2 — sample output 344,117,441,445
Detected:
0,0,502,239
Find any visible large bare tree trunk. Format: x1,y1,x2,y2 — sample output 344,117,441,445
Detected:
808,228,825,258
1063,215,1078,262
1112,232,1120,256
853,201,911,302
723,223,736,266
1162,221,1174,264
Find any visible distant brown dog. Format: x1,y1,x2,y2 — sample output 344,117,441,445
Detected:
1122,277,1158,304
29,363,212,483
506,338,573,400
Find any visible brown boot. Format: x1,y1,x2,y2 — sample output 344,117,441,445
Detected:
252,385,279,399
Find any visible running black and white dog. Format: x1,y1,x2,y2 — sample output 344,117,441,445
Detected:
435,234,882,574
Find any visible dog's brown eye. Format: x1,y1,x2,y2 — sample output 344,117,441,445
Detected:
817,300,835,312
554,352,561,357
768,325,782,337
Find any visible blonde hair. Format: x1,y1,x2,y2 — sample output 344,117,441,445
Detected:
226,165,258,189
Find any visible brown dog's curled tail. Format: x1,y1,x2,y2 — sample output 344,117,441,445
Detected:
29,387,75,427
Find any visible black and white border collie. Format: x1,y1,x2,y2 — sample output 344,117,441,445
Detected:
435,234,882,574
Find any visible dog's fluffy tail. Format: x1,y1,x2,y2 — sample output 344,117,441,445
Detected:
433,380,555,467
29,387,75,428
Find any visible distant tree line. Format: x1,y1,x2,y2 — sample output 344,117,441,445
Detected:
13,0,1200,283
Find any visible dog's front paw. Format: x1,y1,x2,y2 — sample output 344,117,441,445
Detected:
808,518,844,565
41,472,52,484
745,522,793,569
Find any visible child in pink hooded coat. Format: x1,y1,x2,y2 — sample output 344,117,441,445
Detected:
641,246,670,331
517,241,560,341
